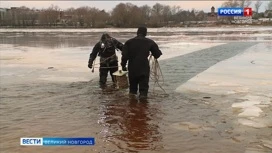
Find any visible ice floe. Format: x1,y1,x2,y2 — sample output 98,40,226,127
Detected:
238,118,268,128
238,106,263,117
175,43,272,128
232,101,261,109
231,93,272,128
176,43,272,96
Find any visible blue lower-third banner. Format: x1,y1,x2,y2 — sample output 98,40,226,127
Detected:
20,137,95,146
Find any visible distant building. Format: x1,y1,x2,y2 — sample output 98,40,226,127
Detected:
58,11,73,25
207,6,218,21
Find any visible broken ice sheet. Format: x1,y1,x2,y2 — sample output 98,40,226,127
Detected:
232,101,261,109
238,106,263,117
238,118,267,128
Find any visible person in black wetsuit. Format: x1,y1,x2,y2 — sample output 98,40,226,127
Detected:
88,33,123,86
121,27,162,99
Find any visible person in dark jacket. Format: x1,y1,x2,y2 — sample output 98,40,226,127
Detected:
121,27,162,99
88,33,123,86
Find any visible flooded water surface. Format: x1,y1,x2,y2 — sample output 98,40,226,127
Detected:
0,27,272,153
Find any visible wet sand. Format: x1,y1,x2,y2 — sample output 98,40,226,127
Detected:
0,28,272,153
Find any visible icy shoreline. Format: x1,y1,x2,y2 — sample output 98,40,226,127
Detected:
176,43,272,129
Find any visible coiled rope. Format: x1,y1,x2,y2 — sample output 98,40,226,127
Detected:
149,55,168,95
91,54,120,73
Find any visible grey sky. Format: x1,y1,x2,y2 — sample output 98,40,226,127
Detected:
0,1,269,12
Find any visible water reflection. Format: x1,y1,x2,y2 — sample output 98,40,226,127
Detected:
0,32,173,49
98,95,162,152
1,29,271,49
1,32,100,48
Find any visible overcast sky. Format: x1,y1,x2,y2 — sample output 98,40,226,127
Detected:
0,1,269,12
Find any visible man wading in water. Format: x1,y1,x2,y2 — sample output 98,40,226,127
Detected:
88,33,123,87
121,27,162,100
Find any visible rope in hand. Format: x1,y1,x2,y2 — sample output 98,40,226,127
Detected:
149,55,168,95
91,54,119,73
91,46,123,72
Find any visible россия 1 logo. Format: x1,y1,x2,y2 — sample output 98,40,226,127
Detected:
218,7,252,24
218,8,252,16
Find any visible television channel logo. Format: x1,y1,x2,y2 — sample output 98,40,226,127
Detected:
20,138,43,146
218,8,252,16
20,137,95,146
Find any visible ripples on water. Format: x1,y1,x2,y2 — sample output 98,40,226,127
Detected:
2,80,270,153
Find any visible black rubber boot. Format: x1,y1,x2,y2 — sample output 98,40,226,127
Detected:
139,91,148,102
139,94,147,100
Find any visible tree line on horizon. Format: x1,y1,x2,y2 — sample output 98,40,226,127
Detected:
1,0,272,28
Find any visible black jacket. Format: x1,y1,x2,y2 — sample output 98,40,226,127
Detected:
88,38,123,64
121,35,162,76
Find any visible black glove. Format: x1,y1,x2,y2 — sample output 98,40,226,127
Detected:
88,63,92,69
122,66,127,71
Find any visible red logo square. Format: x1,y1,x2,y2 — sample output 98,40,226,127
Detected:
244,8,252,16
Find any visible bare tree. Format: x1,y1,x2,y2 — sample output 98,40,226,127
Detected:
255,0,263,13
130,5,143,26
139,5,151,24
223,0,252,7
2,8,13,26
266,1,272,10
170,6,182,23
75,7,89,27
170,5,181,15
196,10,205,21
111,3,129,27
150,3,164,26
49,5,60,26
39,5,60,26
239,0,252,7
152,3,164,16
64,7,77,26
189,9,196,21
88,7,99,27
222,0,240,7
111,3,145,27
29,8,39,26
95,10,110,27
162,5,171,24
176,10,190,22
264,1,272,18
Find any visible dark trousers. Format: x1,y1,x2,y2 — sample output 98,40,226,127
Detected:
129,74,149,97
99,61,118,85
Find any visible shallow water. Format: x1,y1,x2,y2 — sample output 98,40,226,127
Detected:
0,27,272,153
